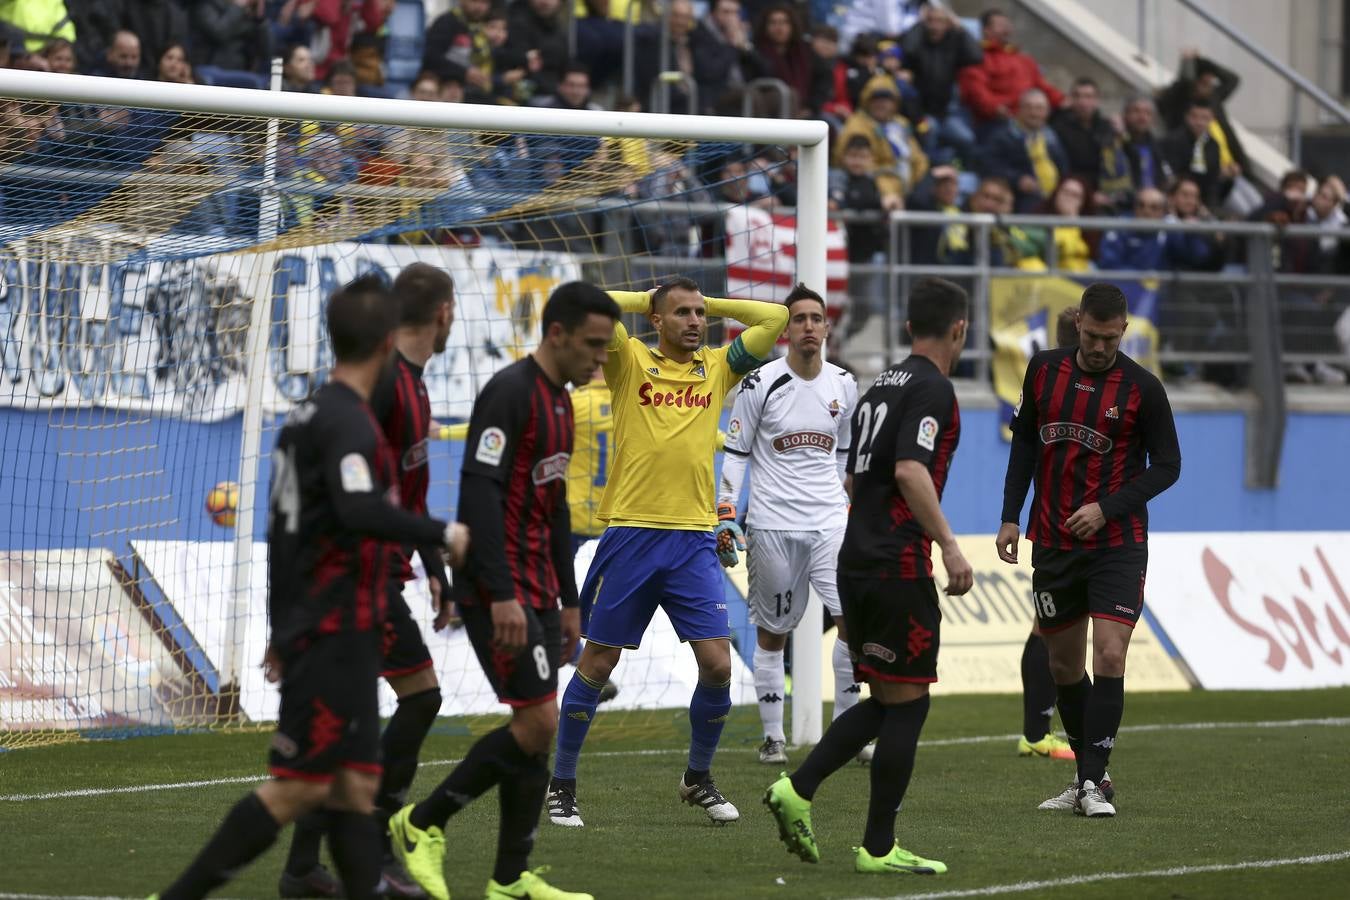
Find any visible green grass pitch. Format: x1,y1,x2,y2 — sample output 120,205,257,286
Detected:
2,689,1348,899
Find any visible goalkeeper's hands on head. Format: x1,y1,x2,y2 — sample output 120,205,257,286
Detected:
714,502,746,568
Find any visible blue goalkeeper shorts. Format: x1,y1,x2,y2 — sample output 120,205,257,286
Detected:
581,526,729,649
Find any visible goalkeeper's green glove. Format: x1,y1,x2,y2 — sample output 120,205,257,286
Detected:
714,502,746,568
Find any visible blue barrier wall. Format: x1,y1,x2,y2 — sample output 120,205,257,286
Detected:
3,406,1348,552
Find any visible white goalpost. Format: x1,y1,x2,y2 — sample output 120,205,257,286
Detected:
0,68,829,747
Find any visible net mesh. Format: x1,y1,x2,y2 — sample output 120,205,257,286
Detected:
0,90,816,749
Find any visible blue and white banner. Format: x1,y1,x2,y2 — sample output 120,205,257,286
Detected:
0,239,581,421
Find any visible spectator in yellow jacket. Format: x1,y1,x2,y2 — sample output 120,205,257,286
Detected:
833,73,929,202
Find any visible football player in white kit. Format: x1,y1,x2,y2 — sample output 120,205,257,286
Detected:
717,284,863,765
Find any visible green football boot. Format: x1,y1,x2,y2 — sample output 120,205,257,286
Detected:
485,866,593,900
762,773,819,863
388,804,449,900
854,842,948,875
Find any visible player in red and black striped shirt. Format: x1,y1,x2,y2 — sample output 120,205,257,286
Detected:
766,278,974,877
998,283,1181,818
283,263,457,898
156,276,469,900
389,283,620,900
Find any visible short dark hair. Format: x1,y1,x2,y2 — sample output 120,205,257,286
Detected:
1279,168,1311,190
980,8,1008,28
907,277,969,339
849,33,878,58
1055,307,1078,349
844,134,872,154
393,263,453,327
784,282,826,315
1072,76,1098,91
652,276,701,312
562,62,591,80
283,43,308,66
327,60,356,82
977,175,1013,194
1168,175,1202,196
541,281,621,332
327,273,398,363
1079,282,1128,321
813,25,839,42
1187,97,1213,112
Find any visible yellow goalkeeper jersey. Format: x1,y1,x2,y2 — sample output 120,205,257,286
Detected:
567,380,613,538
597,292,787,531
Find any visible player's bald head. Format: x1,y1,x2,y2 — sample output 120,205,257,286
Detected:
327,273,398,362
651,276,701,313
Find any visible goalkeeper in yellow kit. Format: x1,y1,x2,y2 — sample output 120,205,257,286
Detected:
547,277,788,828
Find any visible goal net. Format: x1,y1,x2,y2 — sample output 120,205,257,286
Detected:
0,72,829,750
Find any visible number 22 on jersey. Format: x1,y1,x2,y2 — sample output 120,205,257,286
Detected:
851,401,889,474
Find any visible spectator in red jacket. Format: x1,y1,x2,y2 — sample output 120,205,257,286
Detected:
958,8,1062,135
309,0,393,81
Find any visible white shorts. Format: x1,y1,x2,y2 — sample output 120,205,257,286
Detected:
745,526,845,634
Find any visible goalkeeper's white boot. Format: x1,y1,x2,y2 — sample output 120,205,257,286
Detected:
679,775,740,823
547,779,584,827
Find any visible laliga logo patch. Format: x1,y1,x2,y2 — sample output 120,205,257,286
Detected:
728,417,741,437
916,416,939,451
339,452,374,492
475,426,507,466
1039,422,1113,453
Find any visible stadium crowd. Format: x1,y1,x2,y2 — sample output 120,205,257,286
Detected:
0,1,1348,382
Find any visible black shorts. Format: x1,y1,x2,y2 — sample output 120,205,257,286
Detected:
1031,544,1148,633
839,572,942,684
461,603,560,708
269,631,382,782
381,581,433,679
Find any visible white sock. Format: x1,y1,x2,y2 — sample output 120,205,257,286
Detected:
753,645,786,741
832,637,861,721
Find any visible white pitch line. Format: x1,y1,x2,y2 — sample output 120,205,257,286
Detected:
0,748,690,802
3,716,1347,803
844,849,1350,900
5,851,1350,900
